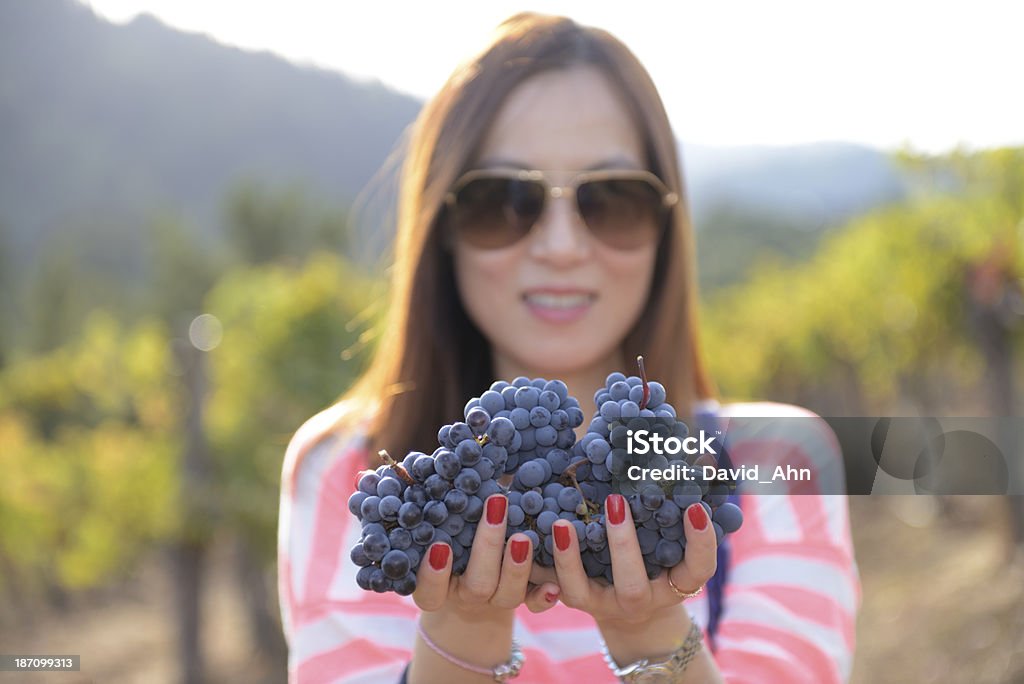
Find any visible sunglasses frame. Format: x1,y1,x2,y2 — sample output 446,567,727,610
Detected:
443,167,679,248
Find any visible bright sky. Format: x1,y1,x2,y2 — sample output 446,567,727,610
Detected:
84,0,1023,153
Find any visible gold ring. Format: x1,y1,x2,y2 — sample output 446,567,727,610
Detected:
667,574,704,600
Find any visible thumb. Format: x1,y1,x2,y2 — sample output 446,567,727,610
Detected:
524,581,561,613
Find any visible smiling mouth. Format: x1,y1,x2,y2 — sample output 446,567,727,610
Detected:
522,292,597,309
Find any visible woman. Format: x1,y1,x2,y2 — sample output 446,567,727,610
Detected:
279,12,859,683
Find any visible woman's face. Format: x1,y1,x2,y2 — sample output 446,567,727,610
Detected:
452,66,658,377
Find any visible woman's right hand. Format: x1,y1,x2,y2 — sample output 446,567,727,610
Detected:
413,494,560,617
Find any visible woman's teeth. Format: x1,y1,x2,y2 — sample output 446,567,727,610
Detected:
524,293,593,308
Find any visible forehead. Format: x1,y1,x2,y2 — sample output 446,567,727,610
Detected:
475,65,646,170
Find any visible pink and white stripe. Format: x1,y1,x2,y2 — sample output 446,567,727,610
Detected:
278,402,860,683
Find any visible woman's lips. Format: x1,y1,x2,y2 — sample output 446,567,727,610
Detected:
522,290,596,323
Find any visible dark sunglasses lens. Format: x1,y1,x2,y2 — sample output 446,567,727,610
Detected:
451,178,545,249
577,178,665,249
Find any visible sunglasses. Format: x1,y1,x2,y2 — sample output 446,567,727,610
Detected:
443,168,679,250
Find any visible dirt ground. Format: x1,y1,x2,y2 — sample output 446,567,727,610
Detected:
2,497,1023,683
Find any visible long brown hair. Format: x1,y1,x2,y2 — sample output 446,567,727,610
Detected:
326,12,716,466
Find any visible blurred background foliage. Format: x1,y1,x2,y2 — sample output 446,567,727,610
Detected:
1,2,1022,683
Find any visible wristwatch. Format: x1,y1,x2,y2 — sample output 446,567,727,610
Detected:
600,620,704,683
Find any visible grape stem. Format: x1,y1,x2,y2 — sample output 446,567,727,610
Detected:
560,458,600,523
378,449,416,486
637,355,650,411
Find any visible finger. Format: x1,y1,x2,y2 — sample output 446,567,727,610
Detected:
490,533,535,609
524,580,562,613
604,494,653,612
457,494,508,603
668,503,718,596
413,542,452,612
550,520,591,609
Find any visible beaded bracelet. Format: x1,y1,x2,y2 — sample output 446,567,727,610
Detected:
415,622,525,681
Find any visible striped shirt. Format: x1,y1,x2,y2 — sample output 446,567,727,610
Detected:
278,401,860,683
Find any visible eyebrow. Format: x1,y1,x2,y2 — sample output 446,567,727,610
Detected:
473,155,644,171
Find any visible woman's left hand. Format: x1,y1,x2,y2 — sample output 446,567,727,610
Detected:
535,493,718,627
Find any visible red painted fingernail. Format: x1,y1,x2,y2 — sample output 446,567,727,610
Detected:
486,496,507,526
687,503,709,531
607,494,626,525
544,590,560,603
429,543,450,571
511,539,530,564
554,523,571,551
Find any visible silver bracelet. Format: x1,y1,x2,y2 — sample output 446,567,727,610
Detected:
416,621,525,681
600,619,704,683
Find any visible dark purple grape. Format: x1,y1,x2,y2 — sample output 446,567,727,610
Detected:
653,538,683,567
654,500,682,527
443,489,468,514
376,476,403,498
520,491,543,516
348,491,368,517
466,407,491,435
423,500,448,526
378,495,402,521
360,496,383,522
639,485,665,511
393,572,417,596
398,501,424,528
536,510,558,535
362,532,390,561
479,390,505,416
454,468,482,494
411,455,435,481
487,417,516,447
449,422,474,444
424,474,451,500
355,565,376,590
411,522,436,546
713,502,743,533
464,496,484,522
357,472,381,495
350,543,370,566
518,461,546,488
403,484,428,506
381,550,411,580
389,527,413,550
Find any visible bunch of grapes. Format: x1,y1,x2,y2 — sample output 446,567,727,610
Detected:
503,358,743,583
347,359,743,595
346,410,515,595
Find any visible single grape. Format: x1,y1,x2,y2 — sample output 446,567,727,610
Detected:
393,572,417,596
389,527,413,550
521,491,543,516
423,500,448,526
443,489,469,514
435,450,461,480
348,491,368,517
454,468,482,494
398,501,424,528
381,549,411,580
712,502,743,534
639,485,665,511
518,460,546,489
466,407,491,435
350,543,370,566
357,472,381,495
360,496,383,522
362,532,390,561
464,496,484,522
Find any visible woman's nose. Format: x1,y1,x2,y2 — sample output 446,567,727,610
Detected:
527,193,590,265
